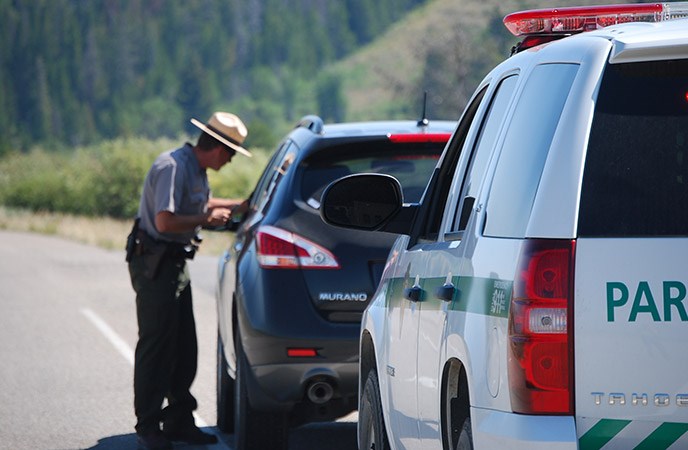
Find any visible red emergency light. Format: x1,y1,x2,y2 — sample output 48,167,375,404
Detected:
503,2,688,53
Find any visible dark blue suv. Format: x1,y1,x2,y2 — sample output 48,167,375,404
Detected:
216,114,454,449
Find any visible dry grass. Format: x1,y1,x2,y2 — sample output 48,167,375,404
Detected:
0,207,230,256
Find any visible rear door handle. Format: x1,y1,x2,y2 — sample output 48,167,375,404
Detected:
435,273,458,302
403,285,423,302
435,283,456,302
403,275,424,302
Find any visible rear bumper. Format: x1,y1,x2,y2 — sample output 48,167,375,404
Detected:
472,407,578,449
248,358,359,410
232,255,363,415
237,300,360,412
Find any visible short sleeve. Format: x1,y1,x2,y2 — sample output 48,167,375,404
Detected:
153,162,179,214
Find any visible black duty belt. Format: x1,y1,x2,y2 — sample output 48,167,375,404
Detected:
135,230,197,260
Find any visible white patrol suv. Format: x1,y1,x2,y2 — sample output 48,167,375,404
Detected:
320,3,688,449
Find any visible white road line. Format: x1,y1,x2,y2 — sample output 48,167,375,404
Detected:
81,307,134,365
80,308,215,431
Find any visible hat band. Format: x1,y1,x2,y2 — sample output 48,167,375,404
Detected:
206,123,244,148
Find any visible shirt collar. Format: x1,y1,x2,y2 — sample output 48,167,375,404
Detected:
182,142,205,174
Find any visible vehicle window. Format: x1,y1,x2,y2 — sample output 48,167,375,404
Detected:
301,141,443,208
416,87,488,241
249,141,291,210
450,75,519,234
484,63,580,238
255,143,297,215
579,59,688,237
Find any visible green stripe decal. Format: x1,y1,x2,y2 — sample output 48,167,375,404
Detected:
579,419,631,450
634,422,688,450
386,275,512,317
579,420,688,450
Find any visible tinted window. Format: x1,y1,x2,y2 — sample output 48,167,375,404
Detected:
249,141,290,210
451,75,518,233
418,88,487,241
579,59,688,237
255,143,297,214
301,141,443,208
485,64,579,238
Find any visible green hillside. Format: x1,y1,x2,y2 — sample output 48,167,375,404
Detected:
334,0,644,121
0,0,428,153
1,0,646,153
0,0,659,220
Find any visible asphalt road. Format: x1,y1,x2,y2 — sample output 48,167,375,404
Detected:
0,230,357,450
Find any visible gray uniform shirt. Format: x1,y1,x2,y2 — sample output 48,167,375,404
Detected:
137,143,209,244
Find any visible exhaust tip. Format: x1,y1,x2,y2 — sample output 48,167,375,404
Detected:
306,380,334,404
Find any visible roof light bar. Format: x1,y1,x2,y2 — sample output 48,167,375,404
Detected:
504,2,688,37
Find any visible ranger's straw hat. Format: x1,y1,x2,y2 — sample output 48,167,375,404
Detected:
191,112,251,157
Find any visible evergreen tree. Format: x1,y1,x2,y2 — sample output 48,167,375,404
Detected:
317,73,346,123
0,0,433,149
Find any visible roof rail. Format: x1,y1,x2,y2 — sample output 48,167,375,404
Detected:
295,115,324,135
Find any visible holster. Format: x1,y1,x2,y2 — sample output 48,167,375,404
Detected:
133,231,169,280
127,219,197,280
125,218,140,263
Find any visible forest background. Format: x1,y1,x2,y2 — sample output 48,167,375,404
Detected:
0,0,639,243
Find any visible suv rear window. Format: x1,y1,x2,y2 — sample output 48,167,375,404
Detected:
579,59,688,237
301,141,443,207
485,64,579,238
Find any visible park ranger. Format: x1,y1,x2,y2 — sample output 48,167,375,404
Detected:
126,112,250,450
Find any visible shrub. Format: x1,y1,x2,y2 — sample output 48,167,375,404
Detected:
0,136,268,219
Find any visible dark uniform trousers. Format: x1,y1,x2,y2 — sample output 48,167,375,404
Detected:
128,252,198,434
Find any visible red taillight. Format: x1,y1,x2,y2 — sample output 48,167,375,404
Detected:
287,348,319,357
255,225,339,270
387,133,451,143
508,239,575,415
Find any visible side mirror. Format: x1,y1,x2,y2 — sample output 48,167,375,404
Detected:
321,173,411,233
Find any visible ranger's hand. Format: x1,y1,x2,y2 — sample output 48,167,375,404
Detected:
206,207,232,227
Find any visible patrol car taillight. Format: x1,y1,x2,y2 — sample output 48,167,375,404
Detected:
508,239,575,415
503,2,688,52
256,225,340,270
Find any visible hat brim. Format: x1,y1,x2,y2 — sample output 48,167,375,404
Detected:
190,118,252,158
